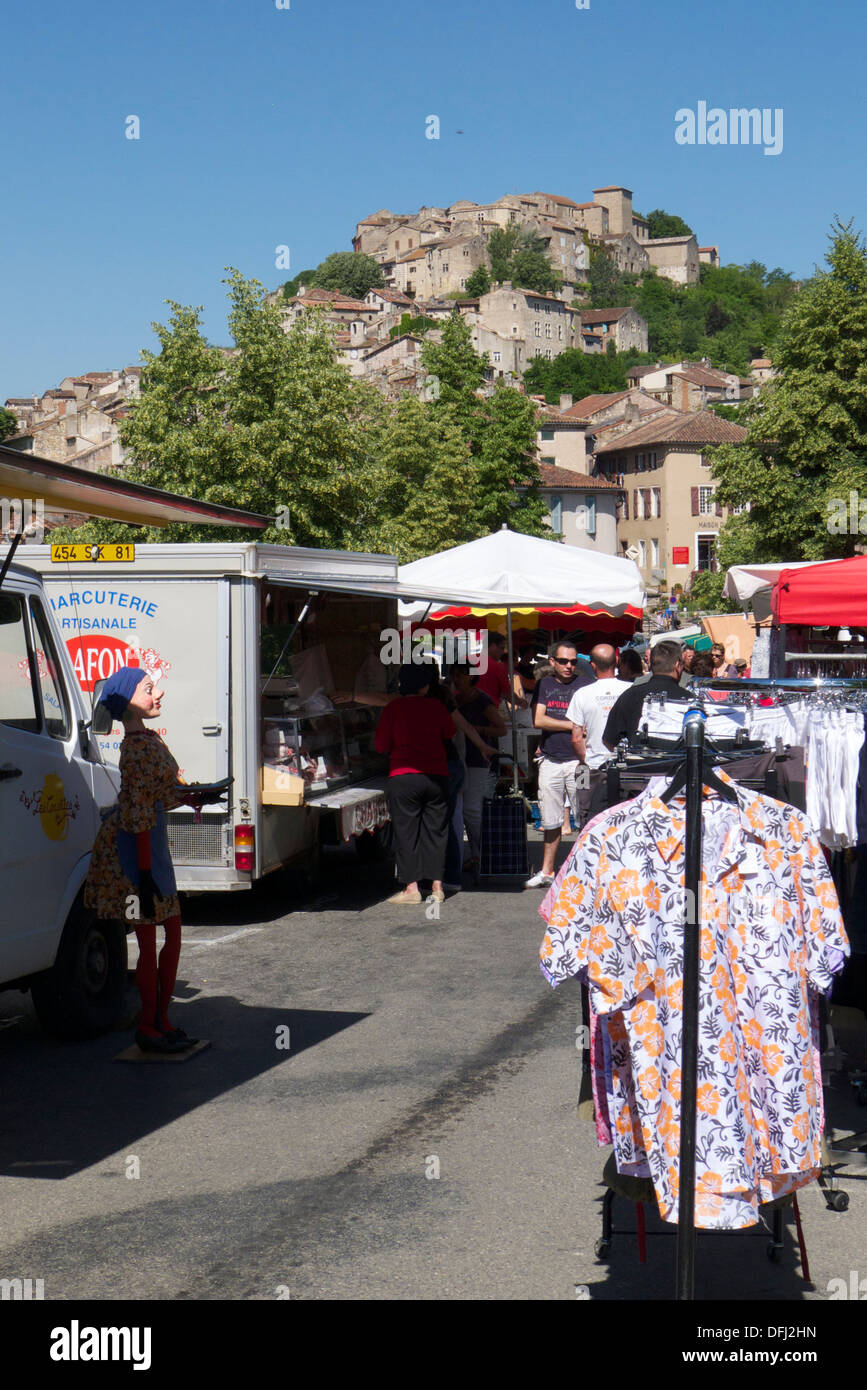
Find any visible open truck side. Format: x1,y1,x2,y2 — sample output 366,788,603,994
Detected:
23,543,402,891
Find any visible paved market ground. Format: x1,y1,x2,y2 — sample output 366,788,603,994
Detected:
1,833,865,1303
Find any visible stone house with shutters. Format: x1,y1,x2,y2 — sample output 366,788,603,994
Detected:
592,409,748,592
535,465,624,556
578,306,648,353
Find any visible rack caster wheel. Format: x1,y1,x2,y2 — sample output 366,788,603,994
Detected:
595,1238,611,1259
766,1242,782,1262
825,1190,849,1212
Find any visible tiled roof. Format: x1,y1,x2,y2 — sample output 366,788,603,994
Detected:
579,307,632,325
593,185,633,194
573,202,603,210
697,246,718,253
646,235,695,246
395,247,428,262
595,409,748,452
589,407,671,436
5,397,35,405
533,192,584,209
538,464,623,490
536,409,590,427
565,391,630,416
367,288,413,304
671,367,751,389
751,358,772,368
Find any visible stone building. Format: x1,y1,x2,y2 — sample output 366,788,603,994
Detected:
592,409,748,590
536,466,624,556
644,234,700,286
577,306,648,354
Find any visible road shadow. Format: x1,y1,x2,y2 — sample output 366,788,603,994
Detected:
0,999,369,1180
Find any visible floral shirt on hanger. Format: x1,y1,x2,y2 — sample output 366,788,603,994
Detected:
539,771,849,1229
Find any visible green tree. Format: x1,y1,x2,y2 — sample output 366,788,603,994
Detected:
51,273,385,549
307,251,385,299
464,263,492,297
646,209,695,239
487,226,562,294
282,269,317,299
421,309,486,417
711,219,867,563
0,407,19,441
587,252,624,308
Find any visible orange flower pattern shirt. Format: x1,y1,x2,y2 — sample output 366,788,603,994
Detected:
539,774,849,1229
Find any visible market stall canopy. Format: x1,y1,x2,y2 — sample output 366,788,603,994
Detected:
723,561,837,621
0,444,270,531
398,527,643,634
772,555,867,625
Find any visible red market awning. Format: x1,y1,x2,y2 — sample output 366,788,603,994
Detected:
772,556,867,625
417,602,641,639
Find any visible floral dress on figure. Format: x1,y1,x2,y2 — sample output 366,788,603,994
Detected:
85,730,182,927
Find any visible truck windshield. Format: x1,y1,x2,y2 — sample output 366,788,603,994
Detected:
0,593,41,733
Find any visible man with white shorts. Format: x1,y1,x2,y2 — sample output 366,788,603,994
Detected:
566,644,631,819
525,640,594,888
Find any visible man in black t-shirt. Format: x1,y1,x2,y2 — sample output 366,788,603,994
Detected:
602,639,687,749
525,640,595,888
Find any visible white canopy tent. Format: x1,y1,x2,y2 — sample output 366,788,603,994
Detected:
399,527,643,625
398,528,644,793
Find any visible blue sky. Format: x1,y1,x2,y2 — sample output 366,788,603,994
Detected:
3,0,865,397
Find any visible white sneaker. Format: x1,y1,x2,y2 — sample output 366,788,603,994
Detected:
525,870,555,889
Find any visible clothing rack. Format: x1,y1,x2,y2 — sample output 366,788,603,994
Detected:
601,700,851,1296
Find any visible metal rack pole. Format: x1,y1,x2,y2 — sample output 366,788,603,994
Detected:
676,709,706,1301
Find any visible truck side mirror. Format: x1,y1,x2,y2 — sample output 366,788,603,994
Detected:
91,680,114,735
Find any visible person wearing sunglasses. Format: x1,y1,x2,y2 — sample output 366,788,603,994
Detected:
526,640,594,888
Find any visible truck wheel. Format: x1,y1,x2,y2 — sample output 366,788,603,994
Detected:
31,896,128,1040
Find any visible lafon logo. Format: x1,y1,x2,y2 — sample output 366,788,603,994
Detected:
67,635,142,693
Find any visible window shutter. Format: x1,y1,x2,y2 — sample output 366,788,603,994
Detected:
642,489,651,517
633,489,638,519
715,498,723,517
623,491,629,520
691,487,699,516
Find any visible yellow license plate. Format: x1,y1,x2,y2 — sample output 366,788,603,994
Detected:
51,544,136,563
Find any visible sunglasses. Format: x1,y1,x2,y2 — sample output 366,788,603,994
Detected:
554,656,578,664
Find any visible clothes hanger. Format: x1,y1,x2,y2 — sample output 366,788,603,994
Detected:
659,750,739,805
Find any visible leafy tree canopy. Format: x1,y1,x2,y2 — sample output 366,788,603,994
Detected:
488,226,562,295
646,209,695,239
49,274,546,562
283,252,385,301
710,218,867,565
0,407,19,442
464,263,492,298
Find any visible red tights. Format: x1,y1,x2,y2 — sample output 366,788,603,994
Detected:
134,914,182,1036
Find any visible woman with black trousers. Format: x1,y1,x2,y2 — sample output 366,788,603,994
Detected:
375,662,455,906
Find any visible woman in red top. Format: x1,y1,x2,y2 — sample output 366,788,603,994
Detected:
375,661,455,906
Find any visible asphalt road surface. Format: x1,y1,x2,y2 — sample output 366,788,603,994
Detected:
1,837,865,1303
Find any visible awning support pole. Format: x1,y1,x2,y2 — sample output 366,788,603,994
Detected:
506,607,519,795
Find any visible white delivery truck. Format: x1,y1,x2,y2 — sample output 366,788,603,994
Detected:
22,543,413,892
0,442,270,1036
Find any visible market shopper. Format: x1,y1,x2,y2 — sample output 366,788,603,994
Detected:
374,662,455,905
602,639,686,749
617,647,644,683
476,631,528,710
711,643,738,678
449,662,508,872
566,645,631,816
84,667,198,1055
525,641,595,889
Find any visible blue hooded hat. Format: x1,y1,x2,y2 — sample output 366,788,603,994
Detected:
99,665,148,719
